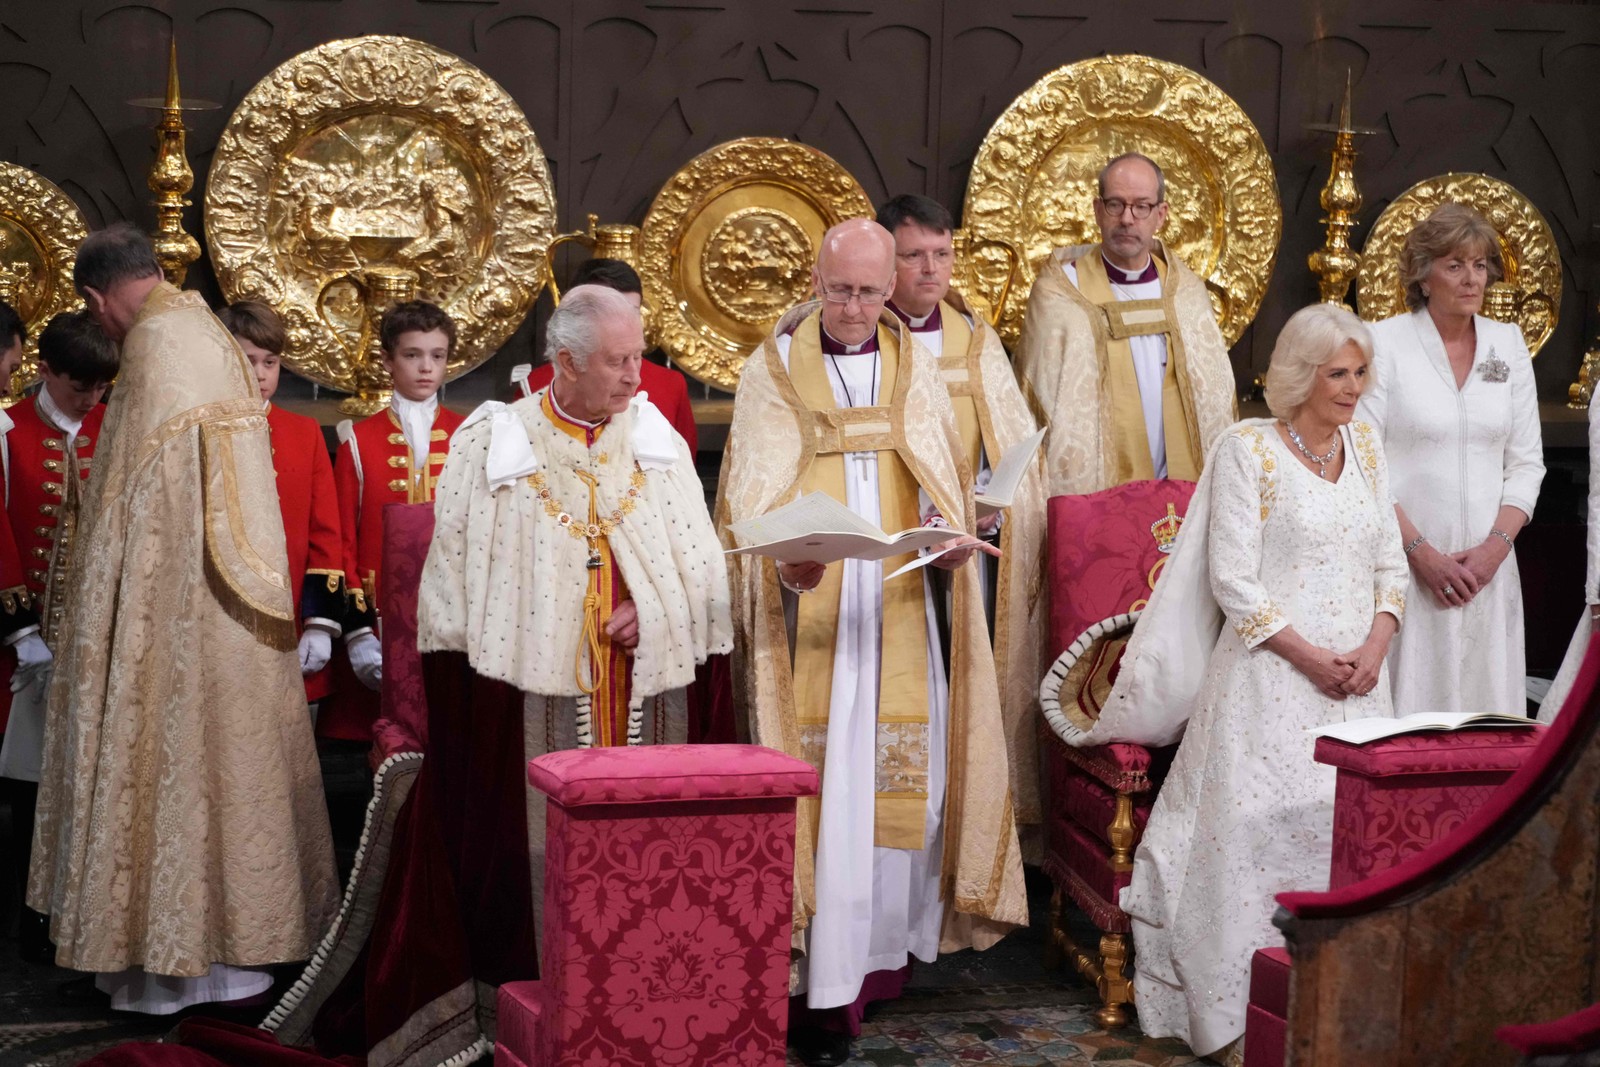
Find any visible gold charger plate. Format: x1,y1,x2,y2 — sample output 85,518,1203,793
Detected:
962,54,1281,349
0,163,88,402
639,137,874,392
1355,173,1560,355
205,35,557,394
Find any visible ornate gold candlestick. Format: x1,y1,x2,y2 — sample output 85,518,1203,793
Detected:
1306,72,1377,308
337,233,419,416
131,38,217,287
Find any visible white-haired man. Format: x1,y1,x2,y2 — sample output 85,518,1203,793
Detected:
346,284,734,1059
1015,152,1237,493
719,219,1026,1066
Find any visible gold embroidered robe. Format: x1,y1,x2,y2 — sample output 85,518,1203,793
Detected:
717,303,1027,954
934,293,1050,834
1014,241,1238,495
28,282,338,976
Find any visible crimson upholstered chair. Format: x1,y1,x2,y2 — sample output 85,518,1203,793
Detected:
1036,479,1197,1028
495,744,818,1067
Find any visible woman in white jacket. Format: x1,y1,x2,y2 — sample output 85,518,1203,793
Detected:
1357,202,1545,718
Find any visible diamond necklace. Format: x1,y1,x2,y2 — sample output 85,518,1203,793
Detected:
1285,421,1340,479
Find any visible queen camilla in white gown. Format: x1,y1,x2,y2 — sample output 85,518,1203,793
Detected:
1060,306,1409,1059
1122,417,1408,1055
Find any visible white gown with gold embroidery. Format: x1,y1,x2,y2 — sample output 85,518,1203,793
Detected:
1122,423,1407,1056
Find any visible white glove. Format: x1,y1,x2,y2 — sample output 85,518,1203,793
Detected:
11,632,51,693
347,631,383,691
298,628,333,675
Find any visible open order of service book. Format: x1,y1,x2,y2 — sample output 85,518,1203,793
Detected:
724,491,957,566
1308,711,1538,746
976,427,1047,519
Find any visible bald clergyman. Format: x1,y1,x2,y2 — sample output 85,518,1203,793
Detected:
718,219,1026,1066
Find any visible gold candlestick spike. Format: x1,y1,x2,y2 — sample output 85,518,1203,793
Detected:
1306,72,1378,308
131,37,218,287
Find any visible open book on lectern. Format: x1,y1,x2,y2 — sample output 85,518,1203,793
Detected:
975,427,1047,520
724,491,957,566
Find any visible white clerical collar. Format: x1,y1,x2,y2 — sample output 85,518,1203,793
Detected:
903,306,936,329
820,323,876,355
548,383,607,429
1103,253,1157,284
37,387,83,442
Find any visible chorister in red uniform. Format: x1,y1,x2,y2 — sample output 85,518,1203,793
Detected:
220,302,347,703
0,307,115,964
325,300,465,741
0,311,115,726
514,258,698,454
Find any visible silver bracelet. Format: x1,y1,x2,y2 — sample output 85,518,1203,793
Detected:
1489,528,1515,549
1403,535,1427,556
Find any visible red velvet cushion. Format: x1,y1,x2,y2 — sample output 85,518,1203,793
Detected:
1048,479,1197,656
1244,1003,1288,1067
1314,727,1544,777
1249,947,1292,1018
496,981,544,1063
376,502,437,756
528,744,819,807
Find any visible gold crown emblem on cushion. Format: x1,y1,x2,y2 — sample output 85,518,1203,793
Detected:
1149,502,1183,555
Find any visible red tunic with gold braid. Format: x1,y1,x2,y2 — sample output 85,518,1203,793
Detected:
268,403,346,702
0,399,98,730
324,403,464,740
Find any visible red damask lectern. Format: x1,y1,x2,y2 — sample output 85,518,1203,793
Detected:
496,744,818,1067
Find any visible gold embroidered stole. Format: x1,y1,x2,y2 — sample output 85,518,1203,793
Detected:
933,301,983,476
788,314,930,850
539,390,632,745
1075,252,1202,482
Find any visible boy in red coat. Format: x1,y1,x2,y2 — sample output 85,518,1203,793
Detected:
0,307,114,961
327,301,464,740
219,301,347,704
513,258,698,454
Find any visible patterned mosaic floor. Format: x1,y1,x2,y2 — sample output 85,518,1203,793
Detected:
784,983,1200,1067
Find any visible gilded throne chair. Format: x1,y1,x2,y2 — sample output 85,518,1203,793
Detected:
1036,479,1197,1028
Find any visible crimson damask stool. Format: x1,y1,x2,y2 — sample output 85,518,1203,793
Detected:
495,744,818,1067
1242,726,1544,1067
1315,726,1545,888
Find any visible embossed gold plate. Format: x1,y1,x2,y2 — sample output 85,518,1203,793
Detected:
1356,173,1560,356
962,55,1281,349
206,35,557,395
639,137,874,391
0,163,88,403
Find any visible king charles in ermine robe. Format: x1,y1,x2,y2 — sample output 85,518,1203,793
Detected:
719,300,1026,1012
418,384,731,929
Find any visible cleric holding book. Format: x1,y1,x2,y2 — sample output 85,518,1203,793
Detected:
717,218,1026,1066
